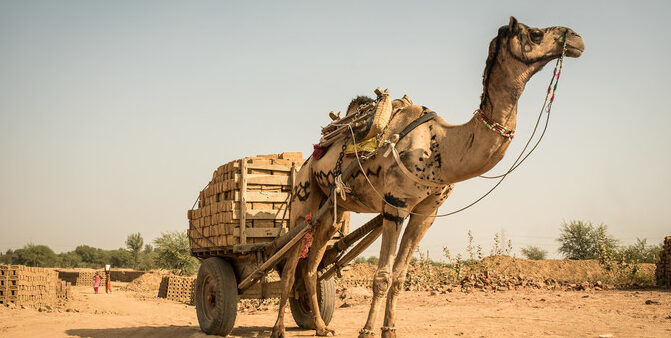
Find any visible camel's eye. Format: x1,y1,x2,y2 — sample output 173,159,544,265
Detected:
529,30,544,44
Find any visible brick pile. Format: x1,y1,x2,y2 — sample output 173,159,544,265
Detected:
188,152,303,248
455,271,610,292
337,271,612,293
57,270,104,286
57,269,145,286
0,265,70,308
158,275,196,305
656,236,671,288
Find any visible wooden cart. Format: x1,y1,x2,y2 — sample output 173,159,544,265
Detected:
188,153,382,336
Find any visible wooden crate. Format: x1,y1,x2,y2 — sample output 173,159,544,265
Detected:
188,152,303,249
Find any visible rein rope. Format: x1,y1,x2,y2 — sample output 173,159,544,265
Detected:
339,33,569,218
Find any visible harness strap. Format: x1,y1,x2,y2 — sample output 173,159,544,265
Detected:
382,111,447,187
397,111,437,140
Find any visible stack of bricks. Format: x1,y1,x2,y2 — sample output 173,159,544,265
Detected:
159,275,196,305
57,270,105,286
188,152,304,249
0,265,69,307
58,269,143,285
655,236,671,288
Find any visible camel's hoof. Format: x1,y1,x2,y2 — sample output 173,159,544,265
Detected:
270,326,285,338
358,328,376,338
316,326,336,336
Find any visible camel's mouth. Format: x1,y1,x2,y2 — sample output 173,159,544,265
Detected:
565,45,583,57
564,35,585,58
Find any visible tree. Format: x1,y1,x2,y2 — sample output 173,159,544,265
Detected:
0,249,15,264
75,245,107,266
126,233,144,268
13,244,59,267
108,249,133,268
153,231,199,275
143,244,153,254
557,220,618,260
58,251,83,268
521,246,547,260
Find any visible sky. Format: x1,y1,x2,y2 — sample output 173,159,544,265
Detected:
1,1,669,260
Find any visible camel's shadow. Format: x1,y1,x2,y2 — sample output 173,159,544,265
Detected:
65,325,311,338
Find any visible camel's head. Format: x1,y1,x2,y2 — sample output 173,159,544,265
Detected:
480,17,584,108
493,16,584,66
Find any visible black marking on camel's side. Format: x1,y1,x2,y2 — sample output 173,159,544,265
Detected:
314,170,336,189
350,166,382,180
383,193,407,208
292,181,311,202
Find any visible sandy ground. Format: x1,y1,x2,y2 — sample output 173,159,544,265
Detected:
0,284,669,338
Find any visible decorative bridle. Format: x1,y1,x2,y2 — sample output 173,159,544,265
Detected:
475,31,567,141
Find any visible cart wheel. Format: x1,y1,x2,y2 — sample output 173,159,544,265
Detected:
289,276,336,329
195,257,238,336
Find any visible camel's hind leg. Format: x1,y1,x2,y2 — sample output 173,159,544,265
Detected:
301,206,344,336
381,187,453,338
358,204,408,338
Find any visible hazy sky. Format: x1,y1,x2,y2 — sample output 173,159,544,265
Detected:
1,1,669,259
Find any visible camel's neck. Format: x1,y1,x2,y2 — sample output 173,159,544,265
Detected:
436,53,540,183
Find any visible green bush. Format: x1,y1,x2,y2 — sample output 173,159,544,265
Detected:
557,220,618,260
520,246,547,260
153,231,199,275
615,238,661,264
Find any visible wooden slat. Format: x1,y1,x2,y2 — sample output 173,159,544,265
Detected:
244,191,290,203
289,165,297,230
245,175,290,186
246,163,293,172
234,227,282,238
240,158,248,245
235,207,289,220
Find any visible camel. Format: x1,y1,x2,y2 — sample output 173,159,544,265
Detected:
270,17,584,338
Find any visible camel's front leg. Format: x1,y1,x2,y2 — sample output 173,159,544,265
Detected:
381,187,452,338
302,207,343,336
270,244,302,338
358,204,408,338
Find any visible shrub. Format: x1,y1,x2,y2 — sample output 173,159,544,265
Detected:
615,238,661,264
520,246,547,260
557,220,618,260
153,231,199,275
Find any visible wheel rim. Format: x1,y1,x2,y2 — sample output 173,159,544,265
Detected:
202,274,217,321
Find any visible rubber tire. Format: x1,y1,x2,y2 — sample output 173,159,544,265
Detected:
195,257,238,336
289,276,336,329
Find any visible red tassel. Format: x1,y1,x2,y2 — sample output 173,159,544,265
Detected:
312,144,328,159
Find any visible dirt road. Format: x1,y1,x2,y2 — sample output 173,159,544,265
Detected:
1,285,669,337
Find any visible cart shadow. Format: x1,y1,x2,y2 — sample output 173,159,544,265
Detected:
66,325,311,337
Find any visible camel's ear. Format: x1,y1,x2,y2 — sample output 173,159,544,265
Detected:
508,16,518,32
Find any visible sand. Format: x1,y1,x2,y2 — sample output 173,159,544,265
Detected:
1,283,669,338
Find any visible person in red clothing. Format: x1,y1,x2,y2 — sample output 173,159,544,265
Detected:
92,272,102,294
105,265,112,294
